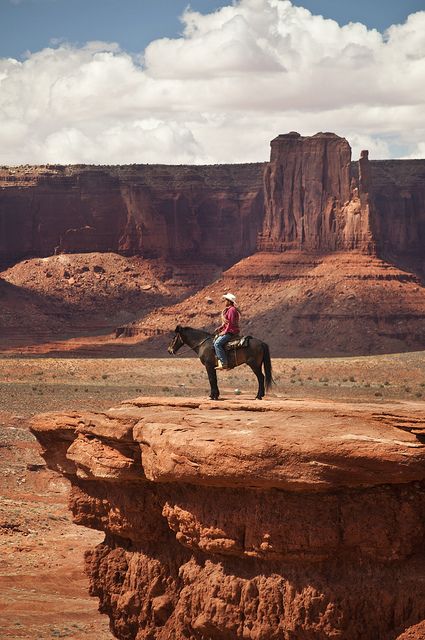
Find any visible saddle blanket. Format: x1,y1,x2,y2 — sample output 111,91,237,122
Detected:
224,335,252,350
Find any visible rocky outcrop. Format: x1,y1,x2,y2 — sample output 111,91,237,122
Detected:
0,164,265,268
259,132,367,251
31,396,425,640
259,135,425,262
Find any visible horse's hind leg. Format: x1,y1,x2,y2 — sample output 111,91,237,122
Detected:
248,361,265,399
206,365,220,400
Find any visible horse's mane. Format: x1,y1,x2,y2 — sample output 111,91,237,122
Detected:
179,326,212,338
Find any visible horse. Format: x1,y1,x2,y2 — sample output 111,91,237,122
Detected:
168,325,273,400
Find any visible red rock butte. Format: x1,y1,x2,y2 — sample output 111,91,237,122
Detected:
31,396,425,640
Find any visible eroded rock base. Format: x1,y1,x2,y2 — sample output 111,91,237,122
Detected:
31,397,425,640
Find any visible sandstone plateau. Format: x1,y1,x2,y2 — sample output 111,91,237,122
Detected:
30,396,425,640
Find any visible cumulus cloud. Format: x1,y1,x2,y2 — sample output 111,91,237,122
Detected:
0,0,424,164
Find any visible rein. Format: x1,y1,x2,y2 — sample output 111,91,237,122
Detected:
175,335,212,356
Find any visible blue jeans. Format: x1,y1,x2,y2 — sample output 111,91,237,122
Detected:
214,333,232,365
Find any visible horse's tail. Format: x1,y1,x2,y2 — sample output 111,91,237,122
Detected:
262,341,274,391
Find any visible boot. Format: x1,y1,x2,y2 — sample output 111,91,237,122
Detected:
215,361,229,370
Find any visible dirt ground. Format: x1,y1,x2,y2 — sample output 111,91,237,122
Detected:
1,352,425,639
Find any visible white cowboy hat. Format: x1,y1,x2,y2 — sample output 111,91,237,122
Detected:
223,293,237,303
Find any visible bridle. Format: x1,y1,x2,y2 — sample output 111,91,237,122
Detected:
168,332,212,356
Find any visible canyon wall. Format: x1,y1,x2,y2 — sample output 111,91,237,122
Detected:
1,136,425,270
31,397,425,640
0,164,265,268
369,159,425,262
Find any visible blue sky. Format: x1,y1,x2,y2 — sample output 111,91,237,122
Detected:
1,0,424,59
0,0,424,165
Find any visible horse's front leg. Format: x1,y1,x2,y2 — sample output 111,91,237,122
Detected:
206,365,220,400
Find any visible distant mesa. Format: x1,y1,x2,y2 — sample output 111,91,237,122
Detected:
0,131,424,269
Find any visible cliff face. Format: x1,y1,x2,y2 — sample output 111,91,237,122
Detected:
31,397,425,640
259,132,374,253
2,138,425,270
369,160,425,262
0,164,265,268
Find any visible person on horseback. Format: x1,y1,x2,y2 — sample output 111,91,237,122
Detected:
214,293,240,370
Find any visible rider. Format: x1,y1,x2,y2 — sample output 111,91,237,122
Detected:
214,293,240,370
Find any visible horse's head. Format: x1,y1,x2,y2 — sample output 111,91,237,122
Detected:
168,325,184,355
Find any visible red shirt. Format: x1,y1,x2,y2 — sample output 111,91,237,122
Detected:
221,306,240,335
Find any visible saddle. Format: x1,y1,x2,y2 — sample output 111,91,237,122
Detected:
224,335,252,351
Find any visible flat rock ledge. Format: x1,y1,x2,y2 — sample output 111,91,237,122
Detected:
31,396,425,640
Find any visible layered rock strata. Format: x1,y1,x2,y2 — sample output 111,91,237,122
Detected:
31,397,425,640
368,159,425,262
1,136,425,270
117,252,425,357
0,164,264,268
259,132,373,252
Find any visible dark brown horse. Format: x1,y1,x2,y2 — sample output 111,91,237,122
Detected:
168,325,273,400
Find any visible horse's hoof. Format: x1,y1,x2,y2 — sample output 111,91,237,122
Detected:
255,396,263,400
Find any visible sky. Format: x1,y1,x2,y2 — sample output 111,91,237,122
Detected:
1,0,425,165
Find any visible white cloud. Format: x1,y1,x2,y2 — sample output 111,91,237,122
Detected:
0,0,424,165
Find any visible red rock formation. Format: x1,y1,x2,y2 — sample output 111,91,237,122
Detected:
368,159,425,263
31,397,425,640
2,138,425,272
0,164,265,268
259,132,375,253
118,252,425,357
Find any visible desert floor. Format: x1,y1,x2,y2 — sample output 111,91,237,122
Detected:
1,352,425,639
